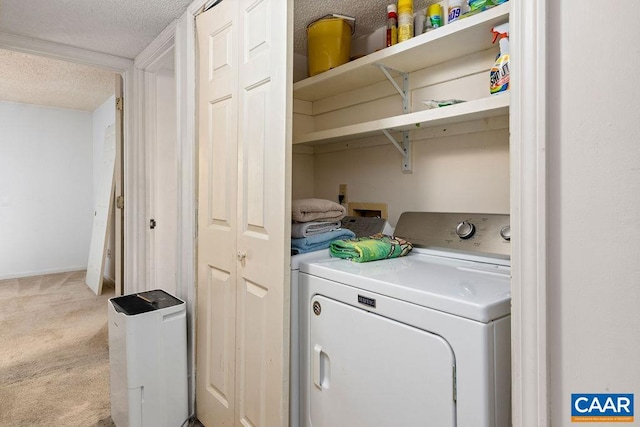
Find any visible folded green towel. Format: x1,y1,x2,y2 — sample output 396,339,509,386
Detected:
329,233,413,263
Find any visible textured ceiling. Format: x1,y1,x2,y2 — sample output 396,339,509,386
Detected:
0,0,192,112
0,0,193,59
0,0,395,111
294,0,395,55
0,49,114,111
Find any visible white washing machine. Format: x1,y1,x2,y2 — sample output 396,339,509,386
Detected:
297,212,512,427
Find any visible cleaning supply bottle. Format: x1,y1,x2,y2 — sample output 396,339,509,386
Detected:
448,0,464,23
489,23,509,94
426,3,443,31
386,4,398,47
414,9,425,36
397,0,414,42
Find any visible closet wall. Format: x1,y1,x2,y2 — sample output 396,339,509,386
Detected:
292,32,510,226
309,129,508,225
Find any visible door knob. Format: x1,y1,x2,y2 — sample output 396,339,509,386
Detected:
237,251,247,261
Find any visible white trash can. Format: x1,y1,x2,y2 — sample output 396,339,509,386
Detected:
108,290,188,427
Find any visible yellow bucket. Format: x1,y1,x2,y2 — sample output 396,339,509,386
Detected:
307,17,352,77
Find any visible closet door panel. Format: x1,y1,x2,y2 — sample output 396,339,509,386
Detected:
243,83,267,230
236,0,291,426
196,2,239,425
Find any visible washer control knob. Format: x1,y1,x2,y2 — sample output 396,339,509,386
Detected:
455,221,476,239
500,225,511,241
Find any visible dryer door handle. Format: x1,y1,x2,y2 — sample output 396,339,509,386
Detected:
313,344,330,389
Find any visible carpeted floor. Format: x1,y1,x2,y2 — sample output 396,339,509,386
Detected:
0,270,115,426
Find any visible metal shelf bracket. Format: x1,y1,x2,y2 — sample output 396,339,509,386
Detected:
375,63,409,114
377,64,412,173
382,129,412,173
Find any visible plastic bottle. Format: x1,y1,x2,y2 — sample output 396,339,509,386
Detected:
414,9,425,36
426,3,443,31
448,0,464,23
489,23,509,94
398,0,414,43
386,4,398,47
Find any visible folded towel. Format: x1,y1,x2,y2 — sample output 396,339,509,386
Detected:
291,229,356,255
329,233,413,262
292,198,346,223
291,221,341,238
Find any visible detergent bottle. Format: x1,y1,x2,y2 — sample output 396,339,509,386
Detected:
489,23,509,94
397,0,414,42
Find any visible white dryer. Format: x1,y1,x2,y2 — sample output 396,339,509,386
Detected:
290,249,332,427
297,212,512,427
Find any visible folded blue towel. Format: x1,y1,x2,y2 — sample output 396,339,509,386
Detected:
291,229,356,255
291,220,342,238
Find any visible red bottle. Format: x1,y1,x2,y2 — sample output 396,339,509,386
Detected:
386,4,398,47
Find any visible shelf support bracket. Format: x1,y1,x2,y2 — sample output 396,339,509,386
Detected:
382,129,412,173
375,64,409,114
377,64,412,172
382,129,403,154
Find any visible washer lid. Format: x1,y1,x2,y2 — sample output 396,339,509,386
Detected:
291,248,332,270
300,249,511,323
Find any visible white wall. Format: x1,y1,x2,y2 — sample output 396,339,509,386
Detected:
0,102,93,279
548,2,640,422
92,95,116,281
292,47,510,226
298,128,510,226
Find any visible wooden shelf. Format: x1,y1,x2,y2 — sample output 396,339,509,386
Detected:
293,94,510,146
293,3,510,102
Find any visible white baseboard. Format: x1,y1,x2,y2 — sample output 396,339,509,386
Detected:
0,266,87,281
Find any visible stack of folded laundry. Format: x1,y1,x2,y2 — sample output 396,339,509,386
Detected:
329,233,413,263
291,198,355,254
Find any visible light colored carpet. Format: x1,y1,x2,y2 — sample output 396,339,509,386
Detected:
0,270,115,426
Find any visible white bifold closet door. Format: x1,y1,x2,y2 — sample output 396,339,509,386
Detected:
196,0,292,425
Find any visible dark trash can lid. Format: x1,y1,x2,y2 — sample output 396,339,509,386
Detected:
110,289,183,315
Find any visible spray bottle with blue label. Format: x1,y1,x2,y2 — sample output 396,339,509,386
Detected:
490,23,509,94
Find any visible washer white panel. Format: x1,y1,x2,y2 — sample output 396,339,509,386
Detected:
301,248,511,323
309,295,456,427
299,272,508,427
290,249,332,427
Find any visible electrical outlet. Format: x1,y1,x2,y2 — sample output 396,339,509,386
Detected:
339,184,348,203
